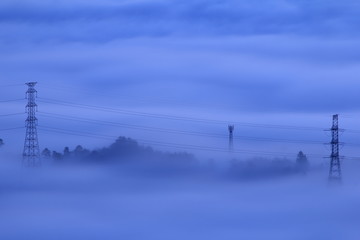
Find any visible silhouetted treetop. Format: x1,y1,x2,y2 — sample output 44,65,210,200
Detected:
41,136,195,165
42,148,51,158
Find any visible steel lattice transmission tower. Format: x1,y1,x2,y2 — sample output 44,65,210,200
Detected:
228,125,234,153
329,114,341,182
23,82,41,167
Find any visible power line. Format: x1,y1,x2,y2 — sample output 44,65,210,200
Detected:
0,83,24,88
37,97,243,125
38,97,325,131
38,83,184,107
0,127,24,131
38,98,360,146
0,98,25,103
344,129,360,134
38,111,325,145
8,85,360,163
0,113,25,117
38,125,360,160
37,125,325,158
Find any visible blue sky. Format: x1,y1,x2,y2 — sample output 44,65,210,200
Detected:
1,0,360,160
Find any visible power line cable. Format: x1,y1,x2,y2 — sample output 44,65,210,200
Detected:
38,125,325,158
38,98,360,141
0,113,25,117
38,97,325,131
38,111,326,145
38,83,183,107
0,98,25,103
0,83,24,87
0,127,25,131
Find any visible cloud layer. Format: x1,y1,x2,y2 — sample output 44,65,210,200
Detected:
1,0,360,43
1,0,360,157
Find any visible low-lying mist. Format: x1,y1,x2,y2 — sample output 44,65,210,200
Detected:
0,138,359,240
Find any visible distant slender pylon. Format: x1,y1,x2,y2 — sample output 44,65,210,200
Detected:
228,125,234,153
329,114,341,182
23,82,40,167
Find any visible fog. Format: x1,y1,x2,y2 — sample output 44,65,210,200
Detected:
1,151,359,240
1,0,360,239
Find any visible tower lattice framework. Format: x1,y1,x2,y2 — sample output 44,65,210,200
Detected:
228,125,234,153
329,114,341,182
23,82,40,167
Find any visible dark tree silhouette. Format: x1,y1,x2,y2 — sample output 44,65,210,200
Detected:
74,145,83,152
73,145,90,159
42,148,51,158
40,136,196,173
63,147,70,158
52,151,63,161
296,151,309,174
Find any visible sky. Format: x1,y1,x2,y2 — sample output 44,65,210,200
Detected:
1,0,360,161
2,2,360,239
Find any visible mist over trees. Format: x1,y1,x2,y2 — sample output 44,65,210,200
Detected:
40,136,311,179
43,137,194,162
42,137,197,174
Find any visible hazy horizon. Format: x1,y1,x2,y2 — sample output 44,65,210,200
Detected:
1,0,360,239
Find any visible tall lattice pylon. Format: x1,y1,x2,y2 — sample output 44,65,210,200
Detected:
23,82,40,167
329,114,341,182
228,125,234,153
